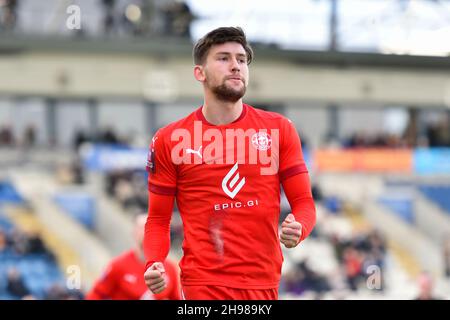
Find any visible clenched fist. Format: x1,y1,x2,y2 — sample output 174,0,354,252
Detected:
280,213,302,248
144,262,166,294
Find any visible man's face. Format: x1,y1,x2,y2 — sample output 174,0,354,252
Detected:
199,42,249,102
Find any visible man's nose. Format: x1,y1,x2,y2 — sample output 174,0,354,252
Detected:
230,58,240,72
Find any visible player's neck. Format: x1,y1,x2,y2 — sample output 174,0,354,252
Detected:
202,99,243,125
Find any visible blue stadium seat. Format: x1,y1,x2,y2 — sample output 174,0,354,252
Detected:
53,193,96,230
0,213,14,231
0,181,25,205
419,185,450,215
0,292,16,300
378,196,415,224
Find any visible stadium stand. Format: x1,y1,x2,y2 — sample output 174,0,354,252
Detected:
0,186,75,299
419,185,450,214
1,0,450,301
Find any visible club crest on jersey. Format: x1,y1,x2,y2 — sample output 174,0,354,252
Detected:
251,132,271,151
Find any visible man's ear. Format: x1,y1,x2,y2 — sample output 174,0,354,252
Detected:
194,65,206,82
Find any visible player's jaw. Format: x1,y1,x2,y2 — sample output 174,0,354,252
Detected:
208,75,246,103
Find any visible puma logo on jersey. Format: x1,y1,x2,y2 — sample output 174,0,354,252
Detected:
186,145,203,159
222,162,245,199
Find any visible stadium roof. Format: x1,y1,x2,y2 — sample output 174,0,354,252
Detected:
0,34,450,71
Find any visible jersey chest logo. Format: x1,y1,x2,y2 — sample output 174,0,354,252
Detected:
221,162,245,199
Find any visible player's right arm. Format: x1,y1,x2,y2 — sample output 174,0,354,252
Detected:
143,192,175,294
143,129,177,294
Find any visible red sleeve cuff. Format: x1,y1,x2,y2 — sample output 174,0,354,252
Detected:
148,182,176,196
279,164,308,182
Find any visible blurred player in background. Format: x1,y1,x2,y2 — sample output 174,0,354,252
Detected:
143,26,316,300
86,214,180,300
414,271,441,300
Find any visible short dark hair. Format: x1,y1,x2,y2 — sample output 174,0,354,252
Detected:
193,27,253,65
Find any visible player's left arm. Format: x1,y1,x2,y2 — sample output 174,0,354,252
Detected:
278,117,316,248
281,172,316,248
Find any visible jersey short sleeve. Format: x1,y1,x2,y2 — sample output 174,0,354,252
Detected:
278,117,308,181
147,129,177,196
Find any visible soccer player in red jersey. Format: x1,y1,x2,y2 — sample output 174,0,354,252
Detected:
143,27,316,300
86,214,180,300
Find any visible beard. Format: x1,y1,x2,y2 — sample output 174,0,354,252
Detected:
209,79,246,103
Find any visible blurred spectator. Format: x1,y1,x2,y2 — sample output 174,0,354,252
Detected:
105,170,122,197
161,1,194,37
26,230,56,260
0,124,15,146
414,272,441,300
10,228,28,255
115,178,134,204
72,156,85,185
105,169,148,213
331,234,347,263
73,129,90,152
23,124,37,148
343,131,407,148
66,289,85,300
57,157,86,185
311,183,323,202
367,229,386,253
328,226,387,293
299,132,309,150
45,283,84,300
283,264,307,296
426,117,450,147
4,227,56,259
77,126,128,147
343,247,363,291
102,0,116,35
121,3,144,36
0,227,7,251
98,127,120,144
444,235,450,278
283,260,331,299
44,283,66,300
6,267,30,299
0,0,18,32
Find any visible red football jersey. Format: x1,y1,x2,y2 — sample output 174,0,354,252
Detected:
146,104,309,289
86,250,180,300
